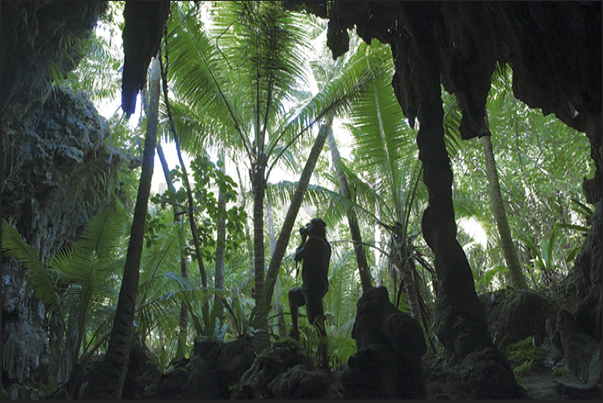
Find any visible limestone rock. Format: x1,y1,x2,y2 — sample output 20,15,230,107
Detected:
268,364,343,399
156,337,255,399
479,288,557,350
231,339,308,399
342,286,427,399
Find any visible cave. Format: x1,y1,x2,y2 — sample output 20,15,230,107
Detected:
2,1,601,399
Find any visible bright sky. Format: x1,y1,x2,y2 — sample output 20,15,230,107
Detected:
93,8,353,198
94,17,189,196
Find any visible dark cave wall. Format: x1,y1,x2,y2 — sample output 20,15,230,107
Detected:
1,1,108,108
2,86,115,388
1,2,132,398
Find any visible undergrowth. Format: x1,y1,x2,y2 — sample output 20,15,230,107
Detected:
296,322,357,370
504,335,547,377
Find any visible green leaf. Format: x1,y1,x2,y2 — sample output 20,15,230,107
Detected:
2,220,61,312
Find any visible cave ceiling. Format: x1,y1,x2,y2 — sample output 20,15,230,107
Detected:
293,2,602,128
287,0,603,202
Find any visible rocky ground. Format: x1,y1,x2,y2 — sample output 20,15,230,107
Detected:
80,330,600,400
76,299,600,400
519,361,601,400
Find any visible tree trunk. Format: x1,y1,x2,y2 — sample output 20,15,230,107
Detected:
402,253,422,321
262,118,331,324
159,57,210,328
267,195,286,337
93,57,161,399
235,162,255,263
375,201,383,286
156,142,189,359
214,151,227,322
249,160,271,350
252,168,266,317
480,134,529,290
390,222,422,321
326,125,373,293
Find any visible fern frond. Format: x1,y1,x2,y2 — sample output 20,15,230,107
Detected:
2,220,61,313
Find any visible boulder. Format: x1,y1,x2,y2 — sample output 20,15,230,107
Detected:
231,338,308,399
268,364,343,399
156,336,255,399
121,341,162,399
425,347,528,400
549,310,602,385
479,288,557,350
341,286,427,399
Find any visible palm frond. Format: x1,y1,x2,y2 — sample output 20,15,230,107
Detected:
267,180,381,228
74,207,128,259
441,91,462,158
2,220,61,313
167,3,247,145
266,144,301,174
53,208,128,359
268,42,381,163
324,248,359,335
160,99,221,155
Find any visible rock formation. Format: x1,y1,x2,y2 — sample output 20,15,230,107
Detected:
342,286,427,399
1,2,137,398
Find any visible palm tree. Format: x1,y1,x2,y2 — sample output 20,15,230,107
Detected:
93,56,161,398
156,141,190,358
327,118,373,293
479,133,529,289
165,2,310,319
343,42,437,324
164,2,379,331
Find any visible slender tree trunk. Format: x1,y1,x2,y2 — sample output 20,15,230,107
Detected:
235,162,255,263
262,118,331,324
326,125,373,292
157,142,189,359
266,195,277,257
250,157,271,351
159,60,208,290
375,201,383,286
93,57,161,399
214,151,227,322
267,195,286,337
252,168,266,316
159,57,210,327
402,254,422,321
390,221,422,321
480,134,529,289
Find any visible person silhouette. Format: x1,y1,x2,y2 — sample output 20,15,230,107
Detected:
288,218,331,368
